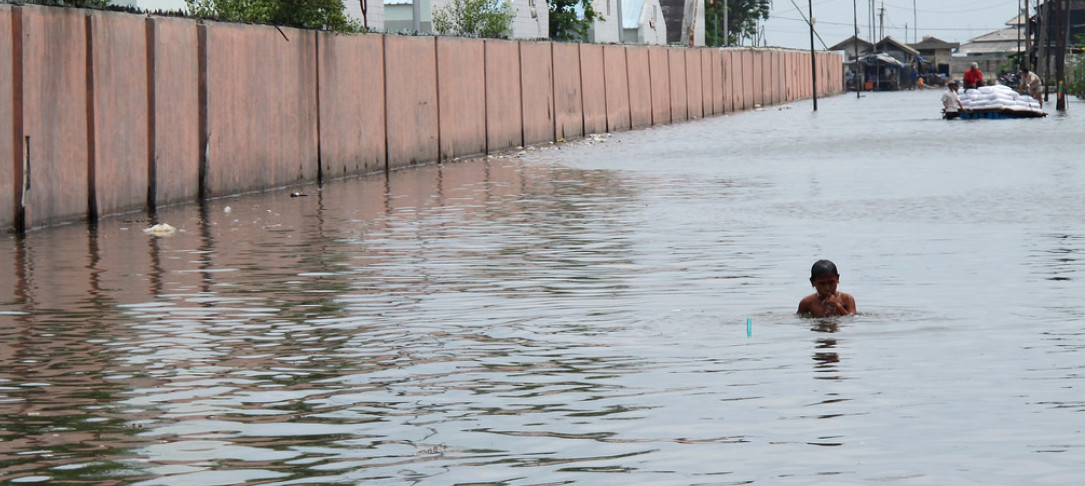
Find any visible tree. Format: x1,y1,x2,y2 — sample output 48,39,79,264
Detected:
704,0,770,47
185,0,363,32
433,0,515,38
549,0,601,42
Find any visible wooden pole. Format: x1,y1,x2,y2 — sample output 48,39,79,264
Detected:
809,0,817,111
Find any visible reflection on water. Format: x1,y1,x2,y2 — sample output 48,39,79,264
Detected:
2,91,1085,484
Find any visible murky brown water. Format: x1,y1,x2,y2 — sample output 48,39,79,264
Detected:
2,90,1084,485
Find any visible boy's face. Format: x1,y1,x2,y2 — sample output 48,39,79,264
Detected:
810,274,839,298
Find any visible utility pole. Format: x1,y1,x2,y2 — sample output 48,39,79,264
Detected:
723,0,729,46
1054,0,1069,110
1017,0,1021,67
869,0,875,44
854,0,862,98
616,0,624,43
878,2,885,40
1039,0,1048,101
412,0,421,32
809,0,818,111
912,0,917,43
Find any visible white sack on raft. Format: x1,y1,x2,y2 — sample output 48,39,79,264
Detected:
959,84,1044,114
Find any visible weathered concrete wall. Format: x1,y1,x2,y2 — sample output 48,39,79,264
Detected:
626,46,652,129
579,44,607,135
437,36,486,161
602,45,630,132
318,31,385,179
686,49,703,119
384,35,438,169
521,42,555,146
150,16,200,207
553,42,583,141
648,47,670,125
203,23,318,197
88,10,148,218
669,48,687,122
484,39,522,152
19,5,89,229
1,5,846,233
1,6,13,229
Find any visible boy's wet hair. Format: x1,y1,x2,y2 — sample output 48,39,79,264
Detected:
810,259,839,279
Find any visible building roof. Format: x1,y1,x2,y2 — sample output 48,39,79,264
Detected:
957,26,1025,55
875,35,919,57
828,35,874,52
909,35,959,51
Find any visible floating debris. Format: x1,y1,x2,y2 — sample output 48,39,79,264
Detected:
143,223,176,235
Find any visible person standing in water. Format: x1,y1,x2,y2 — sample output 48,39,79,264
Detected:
941,80,965,119
798,260,857,317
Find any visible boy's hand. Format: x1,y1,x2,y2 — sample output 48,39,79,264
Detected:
820,293,846,313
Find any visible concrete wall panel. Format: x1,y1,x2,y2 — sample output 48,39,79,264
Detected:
204,23,319,196
89,11,148,218
648,46,670,125
484,39,522,152
742,50,754,110
668,48,687,122
20,5,88,229
721,50,732,113
318,32,385,179
579,43,607,135
730,50,743,111
752,50,763,107
520,41,554,145
150,17,199,207
602,44,630,132
686,49,703,119
437,36,486,160
703,49,719,116
552,42,583,141
1,6,12,230
626,46,652,129
714,49,726,114
384,35,438,169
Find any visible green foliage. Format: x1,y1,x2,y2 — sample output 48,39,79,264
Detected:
185,0,364,32
549,0,602,42
433,0,515,38
705,0,771,47
1068,35,1085,98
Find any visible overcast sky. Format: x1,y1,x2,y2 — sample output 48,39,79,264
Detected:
760,0,1027,50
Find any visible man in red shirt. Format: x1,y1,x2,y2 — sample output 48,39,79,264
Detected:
963,62,983,89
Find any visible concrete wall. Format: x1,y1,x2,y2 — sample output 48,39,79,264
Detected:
1,6,12,228
484,39,522,152
150,16,200,207
88,10,148,218
580,44,607,135
318,31,385,179
19,5,89,230
437,36,486,161
384,35,438,169
0,4,844,232
520,42,555,146
203,23,319,196
553,42,583,141
627,46,653,129
602,45,631,132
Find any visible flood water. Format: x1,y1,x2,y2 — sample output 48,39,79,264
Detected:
2,89,1084,485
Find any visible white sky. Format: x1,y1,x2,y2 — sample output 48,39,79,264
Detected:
761,0,1028,50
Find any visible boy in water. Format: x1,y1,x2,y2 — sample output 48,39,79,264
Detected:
797,260,857,317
